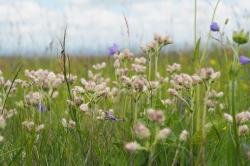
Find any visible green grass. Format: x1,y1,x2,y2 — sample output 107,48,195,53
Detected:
0,47,250,166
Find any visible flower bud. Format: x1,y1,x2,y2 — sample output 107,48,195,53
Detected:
80,104,89,112
179,130,188,142
239,125,249,136
147,109,165,123
233,30,249,45
223,113,233,123
124,142,142,153
133,123,150,139
156,128,171,140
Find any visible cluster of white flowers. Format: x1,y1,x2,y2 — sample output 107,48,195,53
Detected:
70,86,85,105
239,125,249,136
64,74,78,83
147,108,165,123
22,120,35,131
22,120,45,133
80,70,111,97
166,63,181,74
2,79,26,93
61,118,76,129
3,108,18,119
114,49,134,61
153,32,173,46
131,76,147,92
206,90,224,110
25,92,42,106
142,33,172,52
95,109,114,120
113,49,134,78
131,57,147,74
170,73,194,90
133,123,150,139
36,124,45,133
198,68,221,81
236,111,250,123
79,103,89,112
25,69,64,89
161,98,174,106
93,62,106,70
207,90,224,99
0,70,4,85
223,113,233,123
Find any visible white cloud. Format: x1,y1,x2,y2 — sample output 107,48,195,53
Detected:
0,0,250,55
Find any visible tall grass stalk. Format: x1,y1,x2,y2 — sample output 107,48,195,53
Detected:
200,0,221,65
230,44,241,166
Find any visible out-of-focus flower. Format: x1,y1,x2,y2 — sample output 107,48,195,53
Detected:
240,56,250,65
179,130,188,142
239,125,249,136
147,109,165,123
52,91,59,99
61,118,67,128
104,110,123,121
25,92,41,106
108,43,119,56
224,113,233,123
22,120,35,131
133,123,150,139
5,109,18,119
166,63,181,73
25,69,64,89
236,111,250,123
38,102,46,112
0,135,3,143
198,68,221,81
93,62,106,70
0,116,6,129
80,104,89,112
233,30,249,45
124,141,142,153
156,128,172,140
68,120,76,128
36,124,45,132
210,22,220,32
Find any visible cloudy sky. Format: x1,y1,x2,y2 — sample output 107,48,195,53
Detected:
0,0,250,55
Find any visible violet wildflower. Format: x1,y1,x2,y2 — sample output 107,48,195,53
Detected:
104,111,124,121
240,56,250,65
38,102,46,112
108,43,119,56
210,22,220,32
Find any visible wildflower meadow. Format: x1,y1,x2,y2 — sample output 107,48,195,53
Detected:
1,0,250,165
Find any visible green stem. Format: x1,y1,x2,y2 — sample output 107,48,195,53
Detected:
200,0,220,64
231,78,241,166
148,52,152,80
200,82,211,165
155,55,158,80
172,142,181,166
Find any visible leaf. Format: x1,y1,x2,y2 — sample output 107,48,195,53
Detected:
193,38,201,61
